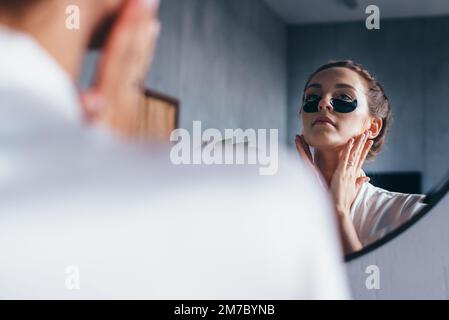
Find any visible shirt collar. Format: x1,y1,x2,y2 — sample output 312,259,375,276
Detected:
0,25,81,124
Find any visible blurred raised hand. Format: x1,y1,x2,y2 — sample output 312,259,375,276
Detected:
80,0,161,138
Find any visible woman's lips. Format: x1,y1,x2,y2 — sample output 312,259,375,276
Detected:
313,117,336,127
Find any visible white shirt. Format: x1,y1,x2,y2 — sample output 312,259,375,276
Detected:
0,26,80,126
351,170,427,246
0,26,349,299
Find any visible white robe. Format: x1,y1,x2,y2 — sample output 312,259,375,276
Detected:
351,171,427,246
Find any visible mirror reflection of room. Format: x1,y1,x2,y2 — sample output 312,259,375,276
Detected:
281,0,449,255
77,0,449,256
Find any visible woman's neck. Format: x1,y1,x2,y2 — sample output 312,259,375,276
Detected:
314,148,342,187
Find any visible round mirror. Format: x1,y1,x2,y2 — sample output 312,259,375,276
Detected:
263,0,449,258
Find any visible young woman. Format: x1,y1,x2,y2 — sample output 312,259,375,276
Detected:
295,60,427,254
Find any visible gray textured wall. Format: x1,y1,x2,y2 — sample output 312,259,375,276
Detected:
80,0,287,143
287,16,449,193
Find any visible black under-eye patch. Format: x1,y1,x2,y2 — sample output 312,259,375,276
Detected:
302,97,358,113
302,97,320,113
330,98,358,113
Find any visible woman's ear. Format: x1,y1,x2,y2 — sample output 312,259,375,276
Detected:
368,117,383,139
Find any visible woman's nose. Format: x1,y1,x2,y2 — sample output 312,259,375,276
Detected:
318,97,333,112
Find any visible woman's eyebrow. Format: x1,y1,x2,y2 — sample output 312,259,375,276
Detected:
306,83,356,90
335,83,356,90
306,83,321,90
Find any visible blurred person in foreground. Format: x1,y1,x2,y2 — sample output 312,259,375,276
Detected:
0,0,349,299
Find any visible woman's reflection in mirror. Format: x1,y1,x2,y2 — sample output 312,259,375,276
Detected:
295,60,427,255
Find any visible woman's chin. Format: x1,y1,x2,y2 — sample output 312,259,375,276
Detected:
306,135,343,150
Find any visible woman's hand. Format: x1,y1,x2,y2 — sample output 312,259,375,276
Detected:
330,130,373,215
295,130,374,254
80,0,161,138
295,134,327,190
330,130,374,253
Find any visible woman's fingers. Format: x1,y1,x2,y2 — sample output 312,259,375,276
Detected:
345,131,368,171
295,134,313,164
96,0,160,93
118,1,160,136
356,136,374,171
300,135,313,162
96,0,140,91
339,137,354,171
351,132,367,162
79,89,106,121
295,135,309,162
295,135,328,189
125,1,161,87
82,0,161,138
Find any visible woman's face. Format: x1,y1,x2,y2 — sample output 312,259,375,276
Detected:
301,67,373,150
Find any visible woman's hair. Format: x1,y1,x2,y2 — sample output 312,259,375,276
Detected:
303,60,392,161
0,0,41,12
